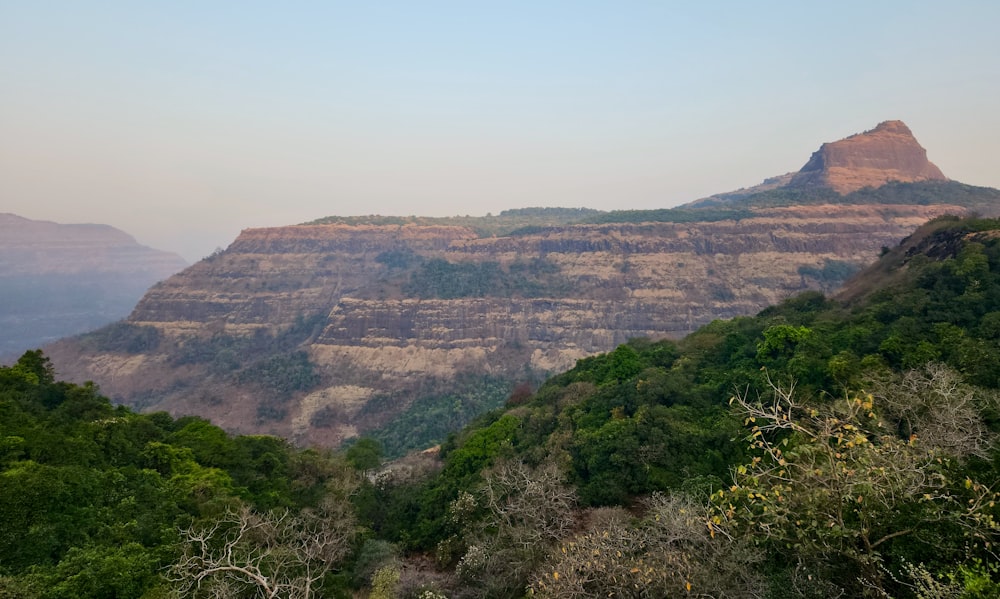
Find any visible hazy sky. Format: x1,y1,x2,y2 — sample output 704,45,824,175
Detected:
2,2,998,262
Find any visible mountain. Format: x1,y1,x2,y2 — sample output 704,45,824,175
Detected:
5,215,1000,598
788,120,947,193
688,120,969,208
0,214,187,358
392,213,1000,597
41,122,1000,454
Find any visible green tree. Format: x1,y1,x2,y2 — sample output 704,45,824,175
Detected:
346,437,383,473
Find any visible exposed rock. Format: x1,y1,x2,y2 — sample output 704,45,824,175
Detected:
37,121,997,451
788,120,947,194
45,203,965,448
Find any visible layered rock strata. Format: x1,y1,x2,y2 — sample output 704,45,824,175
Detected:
788,120,947,193
48,203,963,446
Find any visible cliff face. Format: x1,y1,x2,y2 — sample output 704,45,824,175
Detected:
38,120,996,451
45,203,964,448
0,214,187,357
126,224,475,336
788,121,947,194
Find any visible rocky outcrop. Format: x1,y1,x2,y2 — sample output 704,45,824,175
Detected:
788,120,947,194
45,203,965,448
0,214,186,357
37,121,996,450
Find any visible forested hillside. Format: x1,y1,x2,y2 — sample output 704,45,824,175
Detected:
0,351,367,598
367,215,1000,598
43,119,1000,453
4,215,1000,597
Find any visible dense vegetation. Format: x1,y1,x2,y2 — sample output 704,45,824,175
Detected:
363,216,1000,597
688,180,1000,212
305,208,601,237
4,215,1000,597
308,182,1000,238
358,375,520,459
0,351,366,598
403,258,570,299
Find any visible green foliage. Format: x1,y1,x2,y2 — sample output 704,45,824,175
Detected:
345,437,383,472
361,216,1000,596
9,216,1000,598
0,351,351,596
170,313,325,377
237,350,320,394
756,324,812,360
692,180,1000,213
3,350,54,387
362,375,517,458
403,258,569,299
77,322,161,354
714,365,1000,597
443,414,521,481
41,543,159,599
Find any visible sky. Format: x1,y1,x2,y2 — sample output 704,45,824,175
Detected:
2,2,998,263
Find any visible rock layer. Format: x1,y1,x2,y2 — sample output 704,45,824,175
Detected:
37,121,992,449
46,203,964,447
789,121,946,194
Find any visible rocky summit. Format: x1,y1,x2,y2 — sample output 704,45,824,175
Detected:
41,123,1000,452
788,120,947,194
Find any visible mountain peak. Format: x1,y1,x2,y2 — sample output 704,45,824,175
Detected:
869,119,912,134
788,120,947,194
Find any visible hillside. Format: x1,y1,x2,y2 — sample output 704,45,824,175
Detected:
0,214,187,358
42,122,1000,454
386,214,1000,597
5,216,1000,598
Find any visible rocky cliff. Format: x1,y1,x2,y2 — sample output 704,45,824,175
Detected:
45,203,967,450
39,121,1000,453
788,120,947,194
0,214,187,357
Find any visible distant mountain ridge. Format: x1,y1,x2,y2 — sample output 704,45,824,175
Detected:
42,121,1000,453
0,214,187,357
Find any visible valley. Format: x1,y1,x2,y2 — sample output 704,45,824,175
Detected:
40,121,1000,454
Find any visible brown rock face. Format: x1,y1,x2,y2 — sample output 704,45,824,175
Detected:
788,120,947,194
35,121,992,451
45,204,965,447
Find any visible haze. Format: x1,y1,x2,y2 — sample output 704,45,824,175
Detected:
2,2,998,263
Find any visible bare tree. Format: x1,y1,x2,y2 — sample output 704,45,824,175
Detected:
478,458,577,545
451,458,577,598
869,362,998,459
168,500,356,599
531,494,765,599
720,369,1000,595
